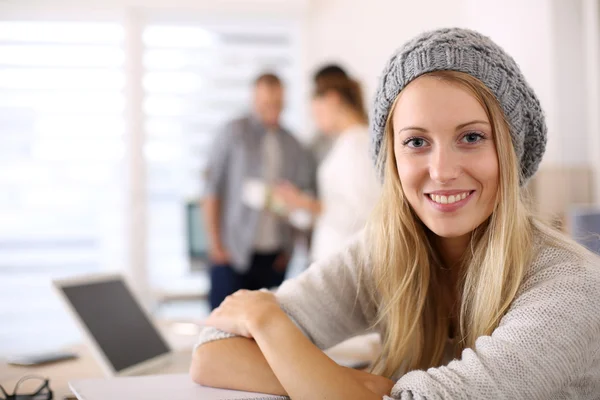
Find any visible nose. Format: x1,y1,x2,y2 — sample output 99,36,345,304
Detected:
429,146,461,184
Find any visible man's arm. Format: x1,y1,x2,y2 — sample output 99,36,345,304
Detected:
202,196,229,263
202,122,235,262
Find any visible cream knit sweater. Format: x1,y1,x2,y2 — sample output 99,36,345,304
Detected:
196,232,600,399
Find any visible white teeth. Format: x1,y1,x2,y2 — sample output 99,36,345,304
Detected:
429,192,470,205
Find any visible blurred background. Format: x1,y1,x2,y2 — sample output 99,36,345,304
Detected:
0,0,599,357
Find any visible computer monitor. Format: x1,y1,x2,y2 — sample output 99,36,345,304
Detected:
186,201,209,267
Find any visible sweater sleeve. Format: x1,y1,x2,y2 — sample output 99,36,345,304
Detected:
195,232,377,350
275,232,378,349
386,248,600,399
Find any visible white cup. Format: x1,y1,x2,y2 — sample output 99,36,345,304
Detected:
242,179,267,210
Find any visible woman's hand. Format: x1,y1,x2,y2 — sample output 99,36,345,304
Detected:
273,181,306,210
346,368,396,397
205,290,284,338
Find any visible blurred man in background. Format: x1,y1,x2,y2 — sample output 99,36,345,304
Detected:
203,73,314,310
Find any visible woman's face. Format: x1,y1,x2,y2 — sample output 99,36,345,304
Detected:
311,92,340,135
392,76,499,239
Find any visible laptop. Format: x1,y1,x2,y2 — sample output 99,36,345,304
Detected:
53,274,191,377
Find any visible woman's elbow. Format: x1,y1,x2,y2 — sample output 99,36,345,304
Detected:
189,345,218,386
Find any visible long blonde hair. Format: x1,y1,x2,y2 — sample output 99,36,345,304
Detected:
366,70,535,377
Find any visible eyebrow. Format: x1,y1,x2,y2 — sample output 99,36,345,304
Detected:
398,120,490,133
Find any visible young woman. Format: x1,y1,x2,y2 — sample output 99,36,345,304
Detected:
190,28,600,399
275,75,380,262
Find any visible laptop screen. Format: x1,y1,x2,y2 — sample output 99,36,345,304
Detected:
60,278,170,372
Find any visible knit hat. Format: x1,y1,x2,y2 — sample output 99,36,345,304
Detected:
371,28,547,184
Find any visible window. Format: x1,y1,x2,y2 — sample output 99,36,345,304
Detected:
0,15,304,356
0,21,127,355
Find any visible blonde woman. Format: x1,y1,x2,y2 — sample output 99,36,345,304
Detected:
190,28,600,399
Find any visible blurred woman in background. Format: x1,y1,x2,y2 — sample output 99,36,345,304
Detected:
275,75,380,262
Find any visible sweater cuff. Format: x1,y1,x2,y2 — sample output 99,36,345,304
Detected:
193,326,238,353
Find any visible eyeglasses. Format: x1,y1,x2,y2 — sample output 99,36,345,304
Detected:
0,375,53,400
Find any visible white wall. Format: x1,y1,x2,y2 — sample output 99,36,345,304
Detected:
583,0,600,202
305,0,465,115
550,0,588,166
304,0,559,164
461,0,560,165
0,0,309,18
462,0,597,207
305,0,595,172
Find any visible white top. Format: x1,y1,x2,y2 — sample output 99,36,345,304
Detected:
254,130,282,252
311,125,380,261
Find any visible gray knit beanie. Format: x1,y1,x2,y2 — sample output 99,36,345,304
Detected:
371,28,547,184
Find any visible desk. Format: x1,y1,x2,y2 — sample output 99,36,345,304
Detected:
0,327,379,399
1,344,105,399
0,321,201,399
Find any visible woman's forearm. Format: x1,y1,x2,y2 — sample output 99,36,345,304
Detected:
249,310,387,399
190,336,390,397
197,291,394,398
190,337,287,395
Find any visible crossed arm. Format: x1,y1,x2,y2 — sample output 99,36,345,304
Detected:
189,290,395,399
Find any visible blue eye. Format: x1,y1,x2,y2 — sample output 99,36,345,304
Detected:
404,137,428,148
462,132,484,143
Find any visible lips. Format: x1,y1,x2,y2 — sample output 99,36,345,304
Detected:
425,190,475,212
